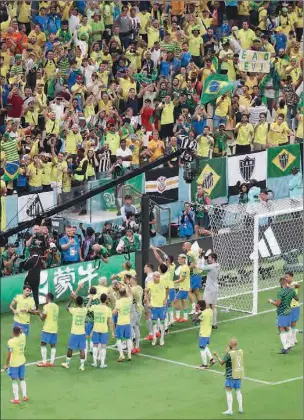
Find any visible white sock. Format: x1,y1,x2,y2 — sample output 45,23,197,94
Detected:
200,349,207,365
165,316,168,330
134,325,140,348
84,340,88,361
50,348,56,364
117,340,123,357
66,357,71,366
20,380,27,398
153,323,158,339
127,339,132,356
93,346,98,365
176,310,180,319
280,332,288,350
192,302,196,311
157,319,161,330
212,307,217,326
292,327,297,344
159,322,165,338
169,309,174,324
12,381,19,400
41,346,47,363
226,390,233,413
80,358,85,368
286,329,292,347
100,348,106,365
97,344,101,360
205,346,213,361
146,319,153,335
183,310,188,320
236,390,243,411
90,340,94,352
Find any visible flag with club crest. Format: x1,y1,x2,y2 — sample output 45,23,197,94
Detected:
267,144,301,178
200,73,235,105
191,157,227,200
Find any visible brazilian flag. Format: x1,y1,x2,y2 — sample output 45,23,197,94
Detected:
267,144,301,178
191,157,227,199
201,74,235,105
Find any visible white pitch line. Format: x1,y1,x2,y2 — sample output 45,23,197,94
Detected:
135,352,273,385
271,377,303,386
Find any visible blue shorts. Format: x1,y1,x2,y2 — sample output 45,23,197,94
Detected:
92,332,109,345
191,274,202,290
175,290,188,300
151,306,166,321
41,331,57,345
85,322,93,336
112,313,118,326
225,378,242,389
116,324,131,340
68,333,86,351
168,288,176,304
13,322,29,336
291,307,300,323
9,364,25,380
198,336,210,348
277,315,291,328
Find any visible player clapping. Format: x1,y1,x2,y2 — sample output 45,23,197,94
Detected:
113,285,133,362
10,285,38,337
192,300,215,369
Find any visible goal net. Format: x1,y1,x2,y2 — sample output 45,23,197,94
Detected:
208,198,303,314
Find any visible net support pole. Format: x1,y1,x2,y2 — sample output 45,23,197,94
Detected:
252,215,260,315
141,194,151,288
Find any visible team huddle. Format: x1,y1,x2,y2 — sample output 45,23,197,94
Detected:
4,244,301,415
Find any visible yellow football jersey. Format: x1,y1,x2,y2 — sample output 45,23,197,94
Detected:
91,304,112,333
7,334,26,367
13,295,36,324
42,302,59,334
69,307,87,335
116,297,132,325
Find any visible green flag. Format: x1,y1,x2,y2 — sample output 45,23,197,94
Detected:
267,144,301,178
191,157,227,199
200,74,235,105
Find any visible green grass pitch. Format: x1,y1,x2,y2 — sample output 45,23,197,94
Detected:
1,290,302,420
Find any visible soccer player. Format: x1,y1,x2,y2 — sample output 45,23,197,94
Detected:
213,339,244,415
268,277,298,353
174,254,190,322
4,326,28,404
37,293,59,367
193,300,215,369
130,276,143,353
151,246,176,325
182,242,202,315
145,271,168,346
61,295,87,370
285,272,301,346
95,277,109,296
10,285,37,336
198,250,220,329
83,286,100,360
143,263,155,340
113,285,133,362
87,293,115,368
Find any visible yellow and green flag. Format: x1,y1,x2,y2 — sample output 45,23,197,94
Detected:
191,157,227,199
200,74,235,105
267,144,301,178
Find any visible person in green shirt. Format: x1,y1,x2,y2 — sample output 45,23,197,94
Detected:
194,185,211,237
213,124,231,156
1,244,20,276
213,339,244,416
268,277,298,354
45,243,61,268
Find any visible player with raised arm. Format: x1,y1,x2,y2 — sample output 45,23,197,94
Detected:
182,242,203,315
145,271,169,346
87,293,115,368
61,295,87,370
285,272,301,347
10,285,38,337
143,263,156,340
4,326,28,404
213,339,244,415
37,293,59,367
174,254,191,322
192,300,215,369
113,285,133,362
268,277,298,353
151,246,176,325
198,251,220,329
130,276,143,354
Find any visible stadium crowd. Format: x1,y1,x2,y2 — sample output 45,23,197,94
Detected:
0,0,303,203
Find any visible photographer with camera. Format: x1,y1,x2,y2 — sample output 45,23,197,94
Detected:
25,225,48,257
116,229,141,254
45,242,61,268
1,243,20,276
179,203,195,239
98,222,117,255
120,195,137,222
194,184,211,238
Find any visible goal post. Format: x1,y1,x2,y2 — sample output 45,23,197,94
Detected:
208,198,303,315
